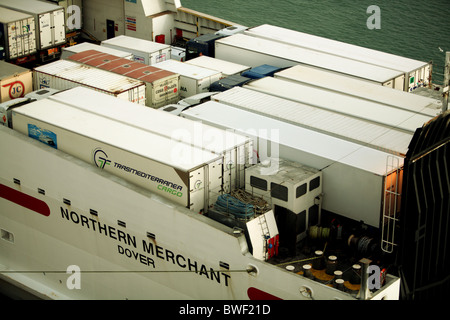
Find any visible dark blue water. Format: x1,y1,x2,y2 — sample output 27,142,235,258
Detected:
182,0,450,83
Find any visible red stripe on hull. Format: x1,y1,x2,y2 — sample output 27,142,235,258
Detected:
0,183,50,217
247,287,282,300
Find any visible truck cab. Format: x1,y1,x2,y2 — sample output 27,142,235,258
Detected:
185,34,225,61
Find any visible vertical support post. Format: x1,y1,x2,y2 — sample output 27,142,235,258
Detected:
442,52,449,112
357,258,373,300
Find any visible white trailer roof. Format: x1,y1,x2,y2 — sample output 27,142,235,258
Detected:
0,0,63,14
181,101,402,175
62,42,133,59
246,24,429,72
154,59,221,80
244,77,432,133
275,65,441,117
14,99,221,171
185,56,251,76
101,35,171,52
48,87,251,154
213,86,414,156
0,6,33,22
215,33,404,83
34,60,145,94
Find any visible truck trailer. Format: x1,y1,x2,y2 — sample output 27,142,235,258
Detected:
243,77,433,134
212,86,414,157
214,33,406,89
181,100,404,234
0,0,66,61
0,61,33,103
274,65,441,117
244,24,432,92
47,87,253,193
67,50,179,108
11,99,223,213
33,59,146,105
0,7,36,61
153,59,221,99
101,35,171,65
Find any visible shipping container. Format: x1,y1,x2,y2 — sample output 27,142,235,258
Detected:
12,99,223,213
185,55,250,78
244,77,432,134
61,42,133,60
214,33,405,88
48,86,253,192
0,61,33,102
181,100,404,229
67,50,179,108
0,7,36,60
0,0,66,51
101,35,171,65
34,59,146,105
154,59,221,99
274,65,441,117
42,0,83,33
212,86,414,156
245,24,432,91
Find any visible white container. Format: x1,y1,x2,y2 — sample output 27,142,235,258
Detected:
154,60,222,98
101,35,171,65
0,61,33,102
67,50,179,108
215,33,405,88
181,100,404,228
245,24,431,91
274,65,441,117
0,0,65,50
213,86,414,157
61,42,133,60
12,99,223,213
48,87,253,192
244,77,432,134
0,7,36,60
185,56,251,78
33,60,146,105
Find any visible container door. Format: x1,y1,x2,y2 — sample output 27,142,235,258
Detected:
23,18,36,55
7,21,20,59
53,10,66,45
189,167,205,213
208,159,223,207
39,13,53,49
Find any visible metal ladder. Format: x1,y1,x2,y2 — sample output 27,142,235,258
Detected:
259,214,271,259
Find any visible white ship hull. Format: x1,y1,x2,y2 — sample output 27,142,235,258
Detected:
0,126,400,300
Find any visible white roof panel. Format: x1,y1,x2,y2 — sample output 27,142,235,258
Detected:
245,77,433,133
14,99,220,171
49,87,250,154
213,86,414,156
246,24,429,72
101,35,170,52
154,59,221,79
181,101,402,175
216,33,404,83
34,60,145,93
275,65,441,117
185,56,250,76
62,42,133,59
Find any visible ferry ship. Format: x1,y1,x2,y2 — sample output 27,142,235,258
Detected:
0,0,448,301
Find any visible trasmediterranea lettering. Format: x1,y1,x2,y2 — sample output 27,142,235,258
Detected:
113,161,183,192
60,207,230,287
